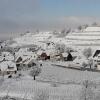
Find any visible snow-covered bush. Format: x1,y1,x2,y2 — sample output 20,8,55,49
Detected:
83,48,92,59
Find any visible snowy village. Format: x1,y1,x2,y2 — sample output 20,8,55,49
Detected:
1,0,100,99
0,25,100,100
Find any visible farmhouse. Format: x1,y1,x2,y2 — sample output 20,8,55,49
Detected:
0,61,17,74
0,52,14,62
93,50,100,58
15,49,38,70
93,50,100,70
62,52,73,61
39,52,48,60
37,49,56,60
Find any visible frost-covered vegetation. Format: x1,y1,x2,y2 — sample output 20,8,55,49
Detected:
1,26,100,99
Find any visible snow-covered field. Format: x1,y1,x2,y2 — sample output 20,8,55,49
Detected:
0,62,100,100
37,62,100,84
0,77,82,100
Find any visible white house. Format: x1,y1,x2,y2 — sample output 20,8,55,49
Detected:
15,49,38,69
0,61,17,73
0,52,14,61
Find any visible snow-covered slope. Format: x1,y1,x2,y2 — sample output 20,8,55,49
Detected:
65,26,100,51
10,32,55,47
7,26,100,52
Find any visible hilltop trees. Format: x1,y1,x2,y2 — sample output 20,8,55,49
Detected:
92,22,98,26
60,28,71,37
83,24,89,29
78,25,82,31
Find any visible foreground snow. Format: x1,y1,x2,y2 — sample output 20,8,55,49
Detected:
0,78,82,100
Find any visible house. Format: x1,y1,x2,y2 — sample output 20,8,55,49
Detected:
92,51,100,70
62,52,73,61
0,61,17,74
93,50,100,58
16,54,37,69
37,49,53,60
70,52,79,60
0,52,14,62
92,50,100,70
15,49,38,70
61,52,68,61
40,52,48,60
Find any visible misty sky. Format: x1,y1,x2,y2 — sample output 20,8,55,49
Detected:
0,0,100,39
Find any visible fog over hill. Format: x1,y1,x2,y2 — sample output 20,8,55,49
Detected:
1,16,100,40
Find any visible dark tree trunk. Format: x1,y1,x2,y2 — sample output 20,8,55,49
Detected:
34,75,35,80
90,65,91,70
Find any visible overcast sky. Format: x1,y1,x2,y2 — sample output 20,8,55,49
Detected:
0,0,100,39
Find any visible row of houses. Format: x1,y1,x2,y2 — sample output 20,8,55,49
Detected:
1,42,100,75
0,46,75,74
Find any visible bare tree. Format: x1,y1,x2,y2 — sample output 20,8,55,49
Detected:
30,65,41,80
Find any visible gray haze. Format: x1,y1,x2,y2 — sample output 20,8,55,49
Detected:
0,0,100,40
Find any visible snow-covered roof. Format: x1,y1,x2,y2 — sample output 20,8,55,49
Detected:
84,27,100,32
62,53,68,57
0,52,14,61
37,50,44,55
15,49,37,64
73,57,88,64
0,61,17,71
71,52,79,57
